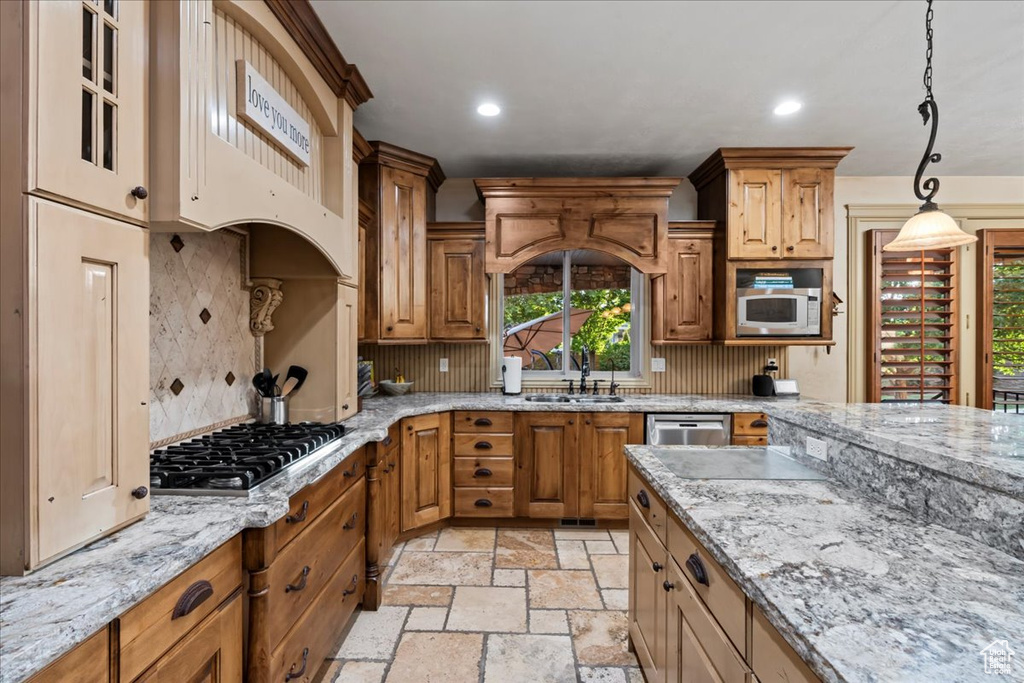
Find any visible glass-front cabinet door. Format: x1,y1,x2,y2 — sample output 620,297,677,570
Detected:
33,0,148,222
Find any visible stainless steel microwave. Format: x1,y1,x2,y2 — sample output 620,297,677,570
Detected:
737,288,822,336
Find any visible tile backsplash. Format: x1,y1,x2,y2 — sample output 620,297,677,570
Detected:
149,229,258,445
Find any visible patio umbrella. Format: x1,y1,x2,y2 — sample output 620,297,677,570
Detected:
503,308,594,368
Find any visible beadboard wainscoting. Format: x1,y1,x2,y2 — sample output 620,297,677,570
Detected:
359,344,788,394
149,230,258,445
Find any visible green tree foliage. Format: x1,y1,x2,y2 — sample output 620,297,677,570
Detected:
993,257,1024,378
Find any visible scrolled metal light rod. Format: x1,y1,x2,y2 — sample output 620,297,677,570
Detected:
912,0,941,210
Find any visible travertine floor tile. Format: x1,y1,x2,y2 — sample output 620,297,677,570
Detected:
447,586,528,633
529,609,569,634
529,570,603,609
327,660,387,683
405,606,448,631
578,667,628,683
555,539,590,569
554,529,611,540
496,529,558,569
434,527,496,552
626,667,645,683
382,584,453,606
601,589,629,611
609,530,630,554
569,610,635,666
403,533,438,551
385,632,483,683
586,540,618,555
493,568,526,586
334,607,408,660
389,551,493,586
483,634,576,683
592,555,629,589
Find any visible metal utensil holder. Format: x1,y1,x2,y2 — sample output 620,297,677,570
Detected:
260,396,289,425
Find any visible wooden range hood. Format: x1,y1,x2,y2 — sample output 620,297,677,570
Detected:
474,178,682,273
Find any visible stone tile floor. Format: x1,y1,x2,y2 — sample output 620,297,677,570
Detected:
316,527,643,683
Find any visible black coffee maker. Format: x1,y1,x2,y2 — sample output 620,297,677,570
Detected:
752,359,780,397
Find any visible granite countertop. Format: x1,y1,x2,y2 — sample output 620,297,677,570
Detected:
625,444,1024,683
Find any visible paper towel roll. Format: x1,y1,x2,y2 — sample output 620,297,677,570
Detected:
502,356,523,395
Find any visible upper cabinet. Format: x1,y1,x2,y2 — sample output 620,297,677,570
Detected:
689,148,850,260
428,223,487,342
359,142,445,343
31,0,149,223
475,178,681,274
652,223,715,343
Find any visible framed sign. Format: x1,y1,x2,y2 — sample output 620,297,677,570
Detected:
236,60,312,167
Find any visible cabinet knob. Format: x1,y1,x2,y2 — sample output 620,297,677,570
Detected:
475,326,481,332
130,185,148,200
652,561,663,572
663,580,675,592
568,419,574,425
342,404,350,411
771,245,778,252
786,245,794,252
386,326,393,332
131,486,149,500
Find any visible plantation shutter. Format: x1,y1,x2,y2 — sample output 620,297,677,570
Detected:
978,229,1024,412
867,230,958,403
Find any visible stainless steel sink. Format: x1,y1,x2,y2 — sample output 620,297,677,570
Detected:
523,394,572,403
571,396,626,403
523,394,625,403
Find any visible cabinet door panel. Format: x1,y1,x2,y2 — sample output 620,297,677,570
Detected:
783,168,833,258
337,284,358,420
380,167,427,340
401,414,451,531
728,170,781,259
514,414,579,518
655,237,712,341
580,413,642,519
34,0,148,221
33,199,149,565
629,503,667,682
28,627,109,683
429,239,486,340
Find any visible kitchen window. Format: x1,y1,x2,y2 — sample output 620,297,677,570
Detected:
493,249,647,387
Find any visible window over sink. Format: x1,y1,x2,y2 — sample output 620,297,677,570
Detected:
492,249,648,388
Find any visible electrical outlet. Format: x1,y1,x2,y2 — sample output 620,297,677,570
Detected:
439,358,449,373
806,436,828,461
766,357,778,369
651,357,666,372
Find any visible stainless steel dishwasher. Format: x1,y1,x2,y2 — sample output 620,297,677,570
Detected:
645,414,732,446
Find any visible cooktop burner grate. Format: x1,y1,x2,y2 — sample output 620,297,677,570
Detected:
150,422,347,495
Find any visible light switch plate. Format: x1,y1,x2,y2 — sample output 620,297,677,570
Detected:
806,436,828,461
439,358,449,373
651,358,666,372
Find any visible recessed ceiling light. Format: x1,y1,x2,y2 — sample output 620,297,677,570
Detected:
774,101,802,116
477,103,501,117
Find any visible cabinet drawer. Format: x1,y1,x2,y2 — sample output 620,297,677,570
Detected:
453,457,515,486
268,478,366,648
453,411,514,433
29,627,108,683
275,447,364,553
628,467,668,543
453,487,515,517
272,539,365,683
668,515,746,655
454,433,513,457
752,606,820,683
732,435,767,446
119,535,242,682
733,413,769,435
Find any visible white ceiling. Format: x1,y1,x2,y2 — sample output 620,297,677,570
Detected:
313,0,1024,178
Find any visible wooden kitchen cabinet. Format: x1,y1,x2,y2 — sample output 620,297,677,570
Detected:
30,0,149,222
782,168,834,259
579,413,643,519
365,425,400,609
337,284,359,420
28,627,110,683
728,169,783,260
401,413,452,531
514,413,580,518
629,501,668,681
428,234,487,341
359,142,445,343
652,225,714,343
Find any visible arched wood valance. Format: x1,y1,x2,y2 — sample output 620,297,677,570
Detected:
474,178,681,274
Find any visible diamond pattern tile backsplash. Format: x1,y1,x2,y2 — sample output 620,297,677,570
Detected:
150,230,257,444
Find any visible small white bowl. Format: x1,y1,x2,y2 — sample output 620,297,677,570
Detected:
379,380,414,396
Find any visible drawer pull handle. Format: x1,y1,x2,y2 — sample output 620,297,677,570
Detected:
750,419,768,428
686,553,709,587
474,468,492,478
636,490,650,509
474,441,493,450
652,561,663,572
342,461,360,478
172,580,213,619
382,435,392,447
473,417,493,426
343,512,360,530
663,580,675,592
474,499,493,508
343,574,359,597
285,648,309,681
286,501,309,524
286,566,310,593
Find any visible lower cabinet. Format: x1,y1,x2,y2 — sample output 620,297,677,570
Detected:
401,413,452,532
452,411,515,518
732,413,769,446
366,424,401,609
628,501,667,681
28,627,111,683
579,413,643,519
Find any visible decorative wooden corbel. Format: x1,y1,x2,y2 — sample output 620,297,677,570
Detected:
249,278,283,336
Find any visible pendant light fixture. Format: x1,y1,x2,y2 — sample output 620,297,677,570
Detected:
883,0,977,252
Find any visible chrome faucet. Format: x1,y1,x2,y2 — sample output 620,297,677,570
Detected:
578,345,591,394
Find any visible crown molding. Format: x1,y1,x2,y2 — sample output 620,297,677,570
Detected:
688,147,854,190
352,127,372,163
365,141,446,191
473,177,681,201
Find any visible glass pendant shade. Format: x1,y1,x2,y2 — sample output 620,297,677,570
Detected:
882,206,978,251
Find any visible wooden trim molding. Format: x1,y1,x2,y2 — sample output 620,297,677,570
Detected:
427,222,486,240
475,177,681,201
365,142,446,191
249,278,284,337
352,128,372,164
688,147,854,191
263,0,373,109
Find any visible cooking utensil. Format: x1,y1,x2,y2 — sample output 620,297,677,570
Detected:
281,365,308,396
271,373,280,396
253,368,274,397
